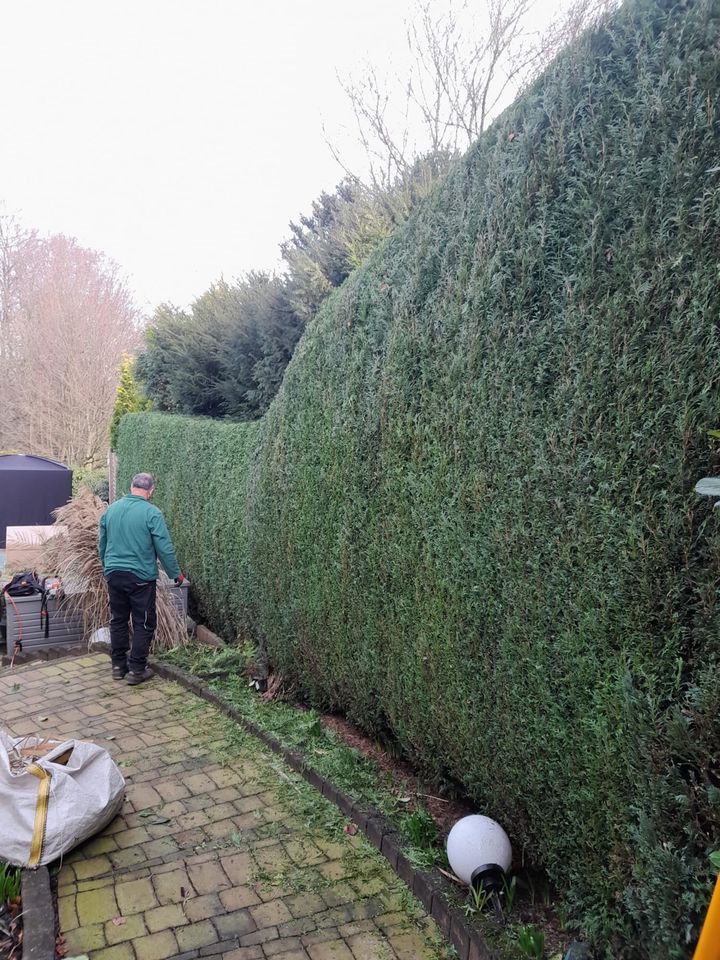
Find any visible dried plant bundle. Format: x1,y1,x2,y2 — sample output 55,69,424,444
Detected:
40,488,187,652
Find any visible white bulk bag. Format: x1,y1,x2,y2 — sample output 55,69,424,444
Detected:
0,731,125,867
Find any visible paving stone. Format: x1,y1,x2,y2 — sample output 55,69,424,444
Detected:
306,940,355,960
116,826,152,848
285,840,326,866
264,937,306,956
302,929,345,948
142,836,180,859
127,784,163,808
374,912,411,935
212,786,243,803
63,922,106,953
337,920,375,938
184,772,217,793
76,886,119,925
175,918,219,950
152,866,193,905
352,875,387,898
133,928,180,960
209,767,244,788
57,893,78,930
188,857,232,894
185,892,225,922
389,933,440,959
143,901,190,932
93,943,135,960
154,798,186,817
185,792,216,811
346,931,393,960
252,843,289,872
234,812,262,830
238,925,280,947
175,825,210,848
315,841,346,861
115,877,158,915
316,861,348,882
219,851,252,885
81,835,120,856
320,884,356,908
219,886,262,911
284,892,327,919
207,801,239,822
214,907,259,939
73,854,114,880
155,780,191,801
110,847,147,870
177,808,212,830
280,917,319,938
105,912,147,944
248,899,294,929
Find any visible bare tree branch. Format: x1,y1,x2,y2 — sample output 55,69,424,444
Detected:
329,0,618,211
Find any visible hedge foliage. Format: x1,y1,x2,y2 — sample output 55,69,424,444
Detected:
119,1,720,954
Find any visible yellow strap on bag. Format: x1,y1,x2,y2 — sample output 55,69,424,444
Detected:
26,763,52,868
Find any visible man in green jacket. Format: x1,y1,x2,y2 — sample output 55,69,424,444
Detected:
99,472,185,684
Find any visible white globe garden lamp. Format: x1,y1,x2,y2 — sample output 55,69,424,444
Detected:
446,815,512,894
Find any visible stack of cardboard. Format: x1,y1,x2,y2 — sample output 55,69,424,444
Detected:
3,526,66,576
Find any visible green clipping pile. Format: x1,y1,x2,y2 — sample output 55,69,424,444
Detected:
119,1,720,955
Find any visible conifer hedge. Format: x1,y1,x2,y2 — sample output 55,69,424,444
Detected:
119,0,720,953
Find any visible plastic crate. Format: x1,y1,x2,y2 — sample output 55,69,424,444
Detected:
5,593,84,656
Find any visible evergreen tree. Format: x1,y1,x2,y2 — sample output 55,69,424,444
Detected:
109,356,151,450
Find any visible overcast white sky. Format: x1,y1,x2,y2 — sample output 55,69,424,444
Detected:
0,0,564,315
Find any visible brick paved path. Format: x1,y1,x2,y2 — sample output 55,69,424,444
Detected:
0,655,450,960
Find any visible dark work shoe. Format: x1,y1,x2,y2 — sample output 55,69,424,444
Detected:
112,665,128,680
126,668,154,686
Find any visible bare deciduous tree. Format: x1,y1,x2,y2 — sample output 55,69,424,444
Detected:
331,0,616,197
0,216,140,467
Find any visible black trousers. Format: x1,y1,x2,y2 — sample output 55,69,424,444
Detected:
106,571,157,672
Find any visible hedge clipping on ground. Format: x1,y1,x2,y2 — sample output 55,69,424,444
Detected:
119,0,720,955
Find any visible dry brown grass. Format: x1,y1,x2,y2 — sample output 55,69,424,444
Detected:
41,488,187,652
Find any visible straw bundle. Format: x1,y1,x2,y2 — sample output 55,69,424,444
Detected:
41,488,187,652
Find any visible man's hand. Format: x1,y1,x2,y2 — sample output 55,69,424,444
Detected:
175,573,186,585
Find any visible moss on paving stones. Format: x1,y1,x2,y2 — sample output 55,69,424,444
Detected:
0,656,462,960
158,650,551,958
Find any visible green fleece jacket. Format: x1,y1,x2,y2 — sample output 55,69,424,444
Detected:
99,494,181,581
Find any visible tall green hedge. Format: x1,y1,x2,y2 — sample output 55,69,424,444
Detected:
118,415,260,632
119,1,720,954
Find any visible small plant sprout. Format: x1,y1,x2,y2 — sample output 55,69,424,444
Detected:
502,873,518,913
517,924,545,959
402,807,437,850
462,883,492,918
0,862,20,904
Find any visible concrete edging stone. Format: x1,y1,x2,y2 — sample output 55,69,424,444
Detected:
151,658,499,960
21,865,55,960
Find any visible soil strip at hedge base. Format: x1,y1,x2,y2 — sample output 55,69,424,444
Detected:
152,658,497,960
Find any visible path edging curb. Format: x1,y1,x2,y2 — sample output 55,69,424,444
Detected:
152,659,499,960
21,865,54,960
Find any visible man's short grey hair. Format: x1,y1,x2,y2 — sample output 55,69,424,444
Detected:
131,473,155,491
